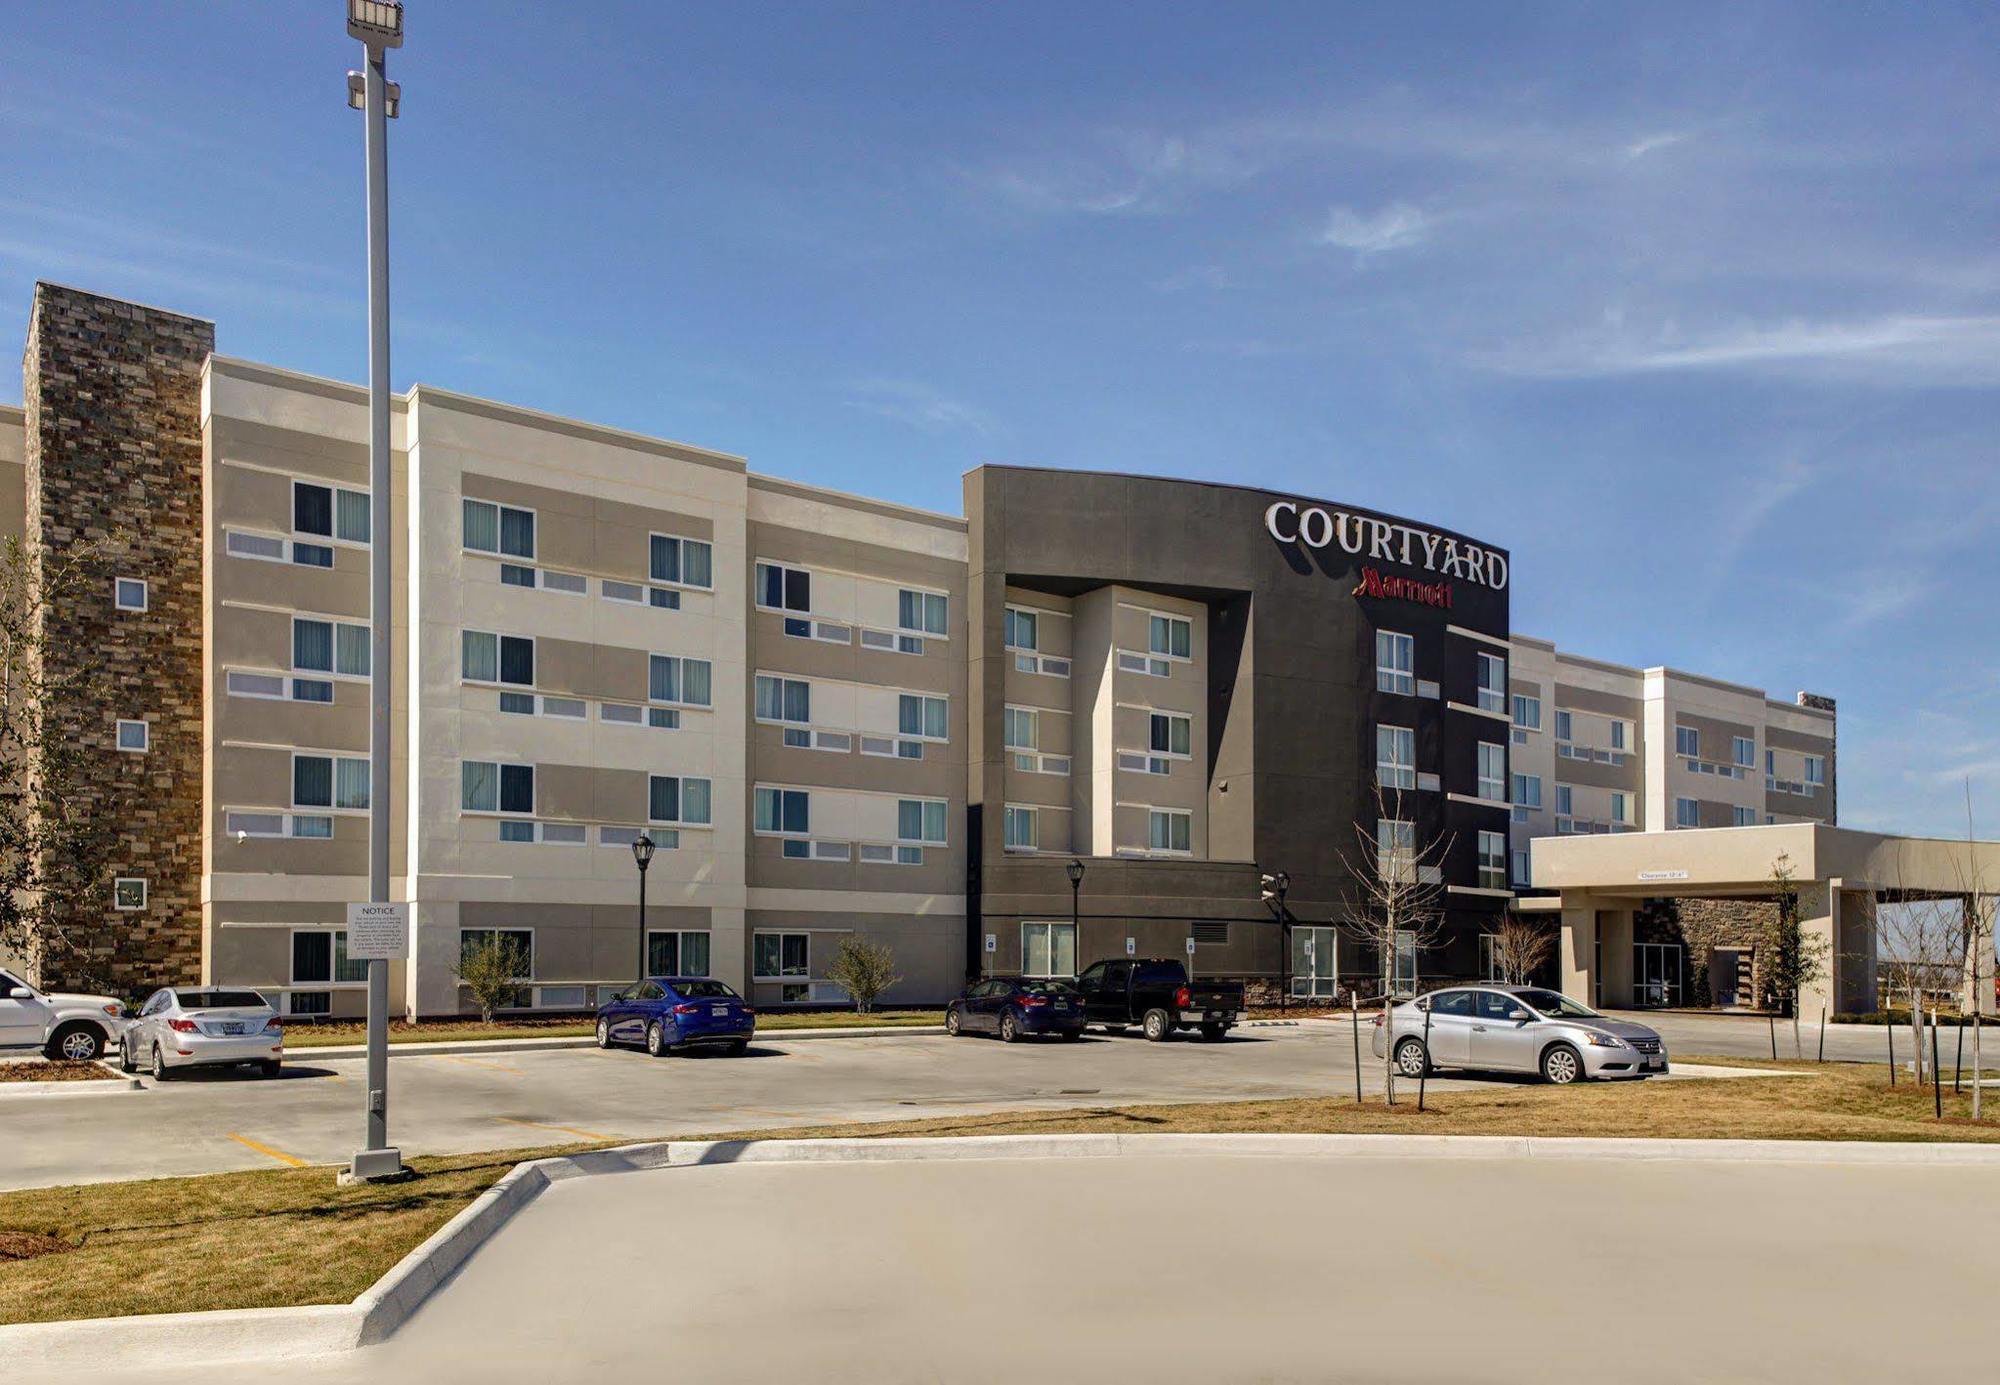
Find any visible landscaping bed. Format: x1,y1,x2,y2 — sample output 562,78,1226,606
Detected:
0,1061,118,1085
4,1054,1995,1326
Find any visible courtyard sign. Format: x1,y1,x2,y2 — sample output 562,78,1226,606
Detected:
1264,500,1508,591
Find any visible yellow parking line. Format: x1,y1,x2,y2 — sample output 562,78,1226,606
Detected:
228,1132,308,1168
493,1115,615,1142
444,1055,524,1075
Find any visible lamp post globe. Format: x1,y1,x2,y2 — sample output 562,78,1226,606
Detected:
632,833,655,977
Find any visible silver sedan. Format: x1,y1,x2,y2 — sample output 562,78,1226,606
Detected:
1371,984,1668,1084
122,987,285,1080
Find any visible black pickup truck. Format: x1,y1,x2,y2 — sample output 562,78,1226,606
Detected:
1072,959,1248,1041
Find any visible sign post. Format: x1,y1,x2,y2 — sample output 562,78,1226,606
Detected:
343,901,408,1183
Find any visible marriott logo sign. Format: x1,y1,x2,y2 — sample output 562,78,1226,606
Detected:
1263,501,1509,592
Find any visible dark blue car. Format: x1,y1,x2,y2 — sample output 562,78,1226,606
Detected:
595,977,755,1057
946,976,1086,1042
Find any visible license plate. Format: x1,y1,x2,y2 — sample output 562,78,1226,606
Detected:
221,1023,244,1035
1645,1058,1664,1070
711,1004,728,1017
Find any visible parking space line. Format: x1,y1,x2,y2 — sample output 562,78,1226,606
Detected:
228,1132,308,1168
443,1055,525,1075
493,1115,616,1142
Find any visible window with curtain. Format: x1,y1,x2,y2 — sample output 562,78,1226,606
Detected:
1375,630,1414,695
334,758,370,810
898,589,947,635
650,775,711,825
336,624,371,678
461,760,499,812
652,656,712,707
294,483,334,537
1149,614,1192,658
462,630,498,682
754,933,809,977
897,694,947,740
651,535,714,588
755,786,809,834
498,506,535,559
337,489,371,544
293,755,334,808
1004,607,1037,651
1376,725,1416,789
1003,706,1036,749
1003,805,1036,850
499,764,534,814
756,562,810,612
1148,712,1191,756
1021,921,1076,978
293,618,334,673
897,798,946,844
755,675,810,723
1148,809,1191,853
462,498,500,552
1477,742,1505,801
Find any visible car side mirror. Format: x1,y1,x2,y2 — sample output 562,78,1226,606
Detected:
4,987,29,1000
1507,1009,1532,1023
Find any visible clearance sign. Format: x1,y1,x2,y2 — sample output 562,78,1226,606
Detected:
1263,500,1509,592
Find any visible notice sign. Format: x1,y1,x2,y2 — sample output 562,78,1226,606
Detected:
1125,937,1136,957
346,902,410,960
1637,869,1690,883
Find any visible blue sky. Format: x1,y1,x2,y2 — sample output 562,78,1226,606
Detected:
3,2,1996,836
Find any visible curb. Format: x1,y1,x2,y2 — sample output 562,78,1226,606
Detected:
289,1025,948,1059
15,1130,2000,1369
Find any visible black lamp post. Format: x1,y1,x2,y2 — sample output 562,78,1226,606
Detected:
1066,857,1085,976
1261,869,1291,1012
631,833,656,977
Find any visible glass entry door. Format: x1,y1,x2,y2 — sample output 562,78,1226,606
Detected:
1633,943,1682,1008
1291,927,1337,998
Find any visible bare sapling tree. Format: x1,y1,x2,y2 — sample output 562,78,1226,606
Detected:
825,935,901,1013
1953,780,1989,1120
1759,852,1828,1060
1335,781,1453,1107
1490,914,1557,985
0,538,120,991
1881,845,1963,1088
453,933,528,1025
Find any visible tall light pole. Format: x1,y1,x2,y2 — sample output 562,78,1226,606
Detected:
345,0,405,1185
1262,870,1291,1013
632,834,657,976
1066,858,1085,977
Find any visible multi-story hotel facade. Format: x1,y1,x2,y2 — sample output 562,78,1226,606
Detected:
5,284,1843,1017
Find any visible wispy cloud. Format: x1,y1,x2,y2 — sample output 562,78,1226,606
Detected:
1317,202,1432,255
1622,130,1692,160
843,379,998,436
1483,314,2000,385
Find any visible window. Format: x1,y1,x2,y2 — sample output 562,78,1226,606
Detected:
1004,706,1037,750
1291,926,1338,998
1477,742,1505,802
295,481,370,546
754,786,809,835
459,930,533,991
1375,631,1414,695
114,577,147,612
1004,607,1038,651
649,775,712,826
113,877,147,911
1148,712,1192,757
1803,755,1825,787
116,719,149,753
294,617,370,678
293,754,369,811
1512,694,1541,731
1676,725,1699,758
898,588,948,636
1676,797,1700,829
897,798,947,844
1376,818,1415,882
1610,791,1632,825
756,561,811,613
1610,720,1628,752
1021,921,1076,978
754,933,809,979
1554,710,1572,742
1147,808,1191,854
1733,806,1757,827
462,761,534,815
1512,773,1542,809
1555,784,1573,818
1148,614,1192,660
1733,736,1755,769
754,675,811,725
1003,805,1037,851
1392,929,1418,997
463,498,534,560
1376,725,1416,790
292,930,369,986
1477,831,1506,889
646,930,712,977
899,694,948,740
650,534,714,589
1511,849,1531,887
651,655,713,707
461,630,533,686
1476,653,1506,714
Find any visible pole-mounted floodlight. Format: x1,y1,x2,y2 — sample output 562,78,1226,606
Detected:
347,0,404,48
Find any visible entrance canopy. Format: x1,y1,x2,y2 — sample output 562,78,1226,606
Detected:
1522,823,1999,1015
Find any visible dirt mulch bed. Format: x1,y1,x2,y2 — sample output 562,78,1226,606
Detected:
0,1230,74,1262
0,1060,115,1084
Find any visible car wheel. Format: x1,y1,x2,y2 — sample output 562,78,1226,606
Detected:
47,1023,103,1063
150,1044,172,1082
945,1009,962,1037
646,1021,668,1057
595,1016,612,1049
1142,1008,1172,1041
999,1010,1020,1043
1395,1036,1430,1078
118,1039,135,1074
259,1060,282,1079
1541,1044,1583,1085
1199,1023,1227,1042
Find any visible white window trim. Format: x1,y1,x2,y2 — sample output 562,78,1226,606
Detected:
224,809,337,840
648,530,716,593
290,749,372,815
292,478,373,550
647,774,716,829
116,718,150,754
1376,724,1417,789
292,614,373,683
751,930,814,982
461,629,536,689
753,558,815,616
289,927,369,989
224,667,341,702
113,577,148,612
113,876,147,911
648,653,716,711
461,759,537,817
462,496,538,561
1002,803,1039,853
456,926,536,985
895,582,952,641
1375,629,1416,695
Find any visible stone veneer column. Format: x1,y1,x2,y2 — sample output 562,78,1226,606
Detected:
22,283,212,993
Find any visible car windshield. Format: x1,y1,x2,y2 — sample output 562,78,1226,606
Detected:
179,990,269,1011
671,980,737,1000
1514,989,1600,1020
1019,980,1076,996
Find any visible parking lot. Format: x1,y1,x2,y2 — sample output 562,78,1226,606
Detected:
0,1011,1814,1191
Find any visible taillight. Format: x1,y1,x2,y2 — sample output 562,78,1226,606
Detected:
1019,995,1048,1008
167,1018,197,1033
264,1017,284,1033
742,1007,756,1016
673,1003,700,1015
1174,986,1191,1009
1371,1014,1384,1027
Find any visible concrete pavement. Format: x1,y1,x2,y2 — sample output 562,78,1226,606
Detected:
48,1147,2000,1384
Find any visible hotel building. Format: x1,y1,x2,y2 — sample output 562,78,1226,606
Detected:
5,283,1843,1017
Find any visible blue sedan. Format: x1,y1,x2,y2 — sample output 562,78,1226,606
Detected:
595,977,755,1057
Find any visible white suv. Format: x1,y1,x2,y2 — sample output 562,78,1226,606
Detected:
0,967,129,1061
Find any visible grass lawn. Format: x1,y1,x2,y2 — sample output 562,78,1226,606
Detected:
280,1010,947,1049
4,1054,1995,1326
